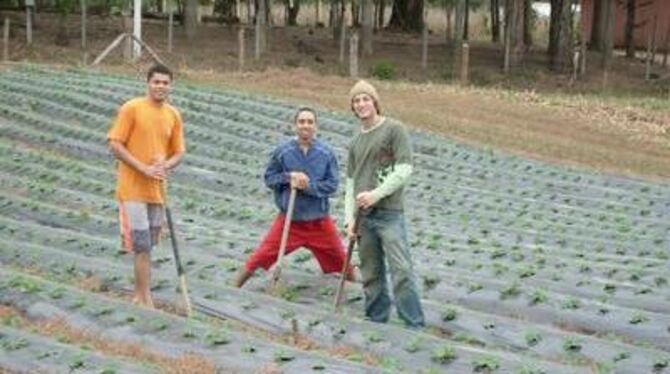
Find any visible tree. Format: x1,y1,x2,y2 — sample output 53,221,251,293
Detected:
523,0,532,46
286,0,300,25
55,0,76,46
377,0,386,29
490,0,500,42
504,0,525,69
184,0,198,39
361,0,373,54
215,0,240,20
548,0,573,71
388,0,423,32
600,0,615,69
589,0,604,51
453,0,465,43
624,0,635,58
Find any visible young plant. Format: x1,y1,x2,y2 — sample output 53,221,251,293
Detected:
561,298,581,310
363,330,384,344
472,355,500,372
528,289,548,306
653,358,669,372
629,314,649,325
500,282,521,300
612,351,631,362
441,308,458,322
273,349,296,363
562,338,582,354
524,330,542,347
422,274,440,291
404,336,423,353
468,282,484,293
431,344,457,364
205,331,231,346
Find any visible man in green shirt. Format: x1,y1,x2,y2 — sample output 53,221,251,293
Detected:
344,80,425,329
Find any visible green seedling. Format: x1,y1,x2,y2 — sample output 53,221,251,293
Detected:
524,330,542,347
441,308,458,322
431,344,457,364
472,355,500,372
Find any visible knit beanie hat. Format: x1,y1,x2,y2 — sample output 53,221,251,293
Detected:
349,80,381,112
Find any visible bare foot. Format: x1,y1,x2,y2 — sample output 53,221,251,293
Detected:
234,268,254,288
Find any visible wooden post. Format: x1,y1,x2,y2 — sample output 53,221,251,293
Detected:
663,23,670,68
644,17,656,81
254,0,265,60
238,27,245,70
26,5,32,45
349,30,358,78
91,33,127,66
133,0,142,59
571,48,579,83
361,0,373,55
3,18,9,62
421,8,428,70
254,0,267,59
580,41,587,76
316,0,320,25
123,15,132,61
453,0,464,45
168,10,174,52
81,0,88,64
503,20,511,74
338,9,346,63
460,42,469,85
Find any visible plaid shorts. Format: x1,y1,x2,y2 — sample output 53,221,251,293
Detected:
118,201,164,253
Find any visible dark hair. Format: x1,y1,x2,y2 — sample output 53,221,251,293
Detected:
293,107,317,123
147,64,173,82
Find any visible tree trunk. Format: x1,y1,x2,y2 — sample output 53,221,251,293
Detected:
453,0,465,44
624,0,635,58
504,0,525,69
361,0,373,54
548,0,572,71
463,0,469,40
490,0,499,43
332,0,344,40
351,0,359,26
387,0,423,32
329,0,335,27
184,0,198,39
523,0,532,47
377,0,385,28
446,2,453,41
590,0,604,51
600,0,614,69
215,0,238,19
55,0,73,46
55,10,69,46
287,0,300,25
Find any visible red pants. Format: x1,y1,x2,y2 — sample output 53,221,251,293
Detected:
245,215,350,274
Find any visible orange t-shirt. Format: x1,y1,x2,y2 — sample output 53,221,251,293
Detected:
107,97,185,203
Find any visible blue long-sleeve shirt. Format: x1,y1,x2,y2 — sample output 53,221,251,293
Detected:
264,138,339,221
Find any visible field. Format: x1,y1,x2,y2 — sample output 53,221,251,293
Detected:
0,66,669,373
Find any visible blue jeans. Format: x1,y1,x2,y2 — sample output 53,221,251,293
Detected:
357,208,425,328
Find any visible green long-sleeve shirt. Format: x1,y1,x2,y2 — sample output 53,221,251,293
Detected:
345,117,413,226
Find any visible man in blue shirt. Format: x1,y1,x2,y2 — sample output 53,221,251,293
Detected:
235,107,355,288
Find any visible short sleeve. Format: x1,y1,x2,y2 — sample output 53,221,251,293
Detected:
168,109,186,155
107,102,135,144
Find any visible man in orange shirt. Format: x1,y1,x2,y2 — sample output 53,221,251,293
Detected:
107,64,186,308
